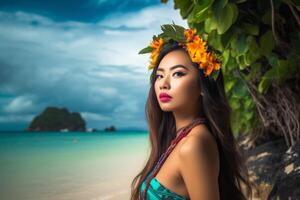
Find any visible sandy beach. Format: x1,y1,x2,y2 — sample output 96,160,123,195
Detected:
0,132,150,200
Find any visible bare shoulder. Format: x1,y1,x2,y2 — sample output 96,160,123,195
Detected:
179,124,220,172
180,124,217,151
177,124,220,199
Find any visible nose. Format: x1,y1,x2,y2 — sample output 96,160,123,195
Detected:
159,75,170,90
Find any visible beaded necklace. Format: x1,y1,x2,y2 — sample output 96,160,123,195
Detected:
141,117,207,199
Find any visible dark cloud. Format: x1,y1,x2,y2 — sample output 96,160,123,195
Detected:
0,0,161,22
0,0,187,131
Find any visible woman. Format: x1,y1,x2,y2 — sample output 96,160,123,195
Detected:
130,24,252,200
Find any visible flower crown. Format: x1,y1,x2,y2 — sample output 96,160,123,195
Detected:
138,23,222,80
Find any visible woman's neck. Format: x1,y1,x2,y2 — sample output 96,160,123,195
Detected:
174,115,205,137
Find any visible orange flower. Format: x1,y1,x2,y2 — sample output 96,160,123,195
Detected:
148,38,164,69
184,29,221,77
199,52,221,77
150,37,164,49
185,35,207,63
184,28,197,42
205,65,214,76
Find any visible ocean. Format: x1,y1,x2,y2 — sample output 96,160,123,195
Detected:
0,131,149,200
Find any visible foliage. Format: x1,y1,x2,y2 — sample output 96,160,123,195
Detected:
161,0,300,137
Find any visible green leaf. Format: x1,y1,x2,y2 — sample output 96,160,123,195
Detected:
160,24,186,42
276,59,290,84
258,76,271,94
204,17,218,33
236,55,248,70
232,79,248,98
259,30,275,56
265,58,293,85
161,24,176,37
171,23,186,33
211,69,220,81
213,0,228,10
243,97,253,109
241,22,259,35
244,36,260,65
221,27,237,49
138,46,152,54
246,62,261,81
172,23,187,41
174,0,194,19
225,78,236,93
258,56,284,94
222,50,230,67
190,23,205,35
193,0,214,11
284,55,300,80
244,111,253,121
230,3,239,24
189,4,211,23
229,96,241,110
226,55,238,71
266,53,278,67
235,33,249,56
213,2,238,34
208,30,223,51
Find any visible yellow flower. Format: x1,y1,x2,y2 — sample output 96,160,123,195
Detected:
148,38,164,69
185,35,207,63
149,51,159,69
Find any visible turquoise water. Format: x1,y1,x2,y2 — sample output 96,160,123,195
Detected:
0,131,149,200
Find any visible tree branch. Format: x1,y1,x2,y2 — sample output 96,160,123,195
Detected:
287,1,300,27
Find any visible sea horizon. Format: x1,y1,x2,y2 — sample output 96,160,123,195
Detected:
0,129,148,133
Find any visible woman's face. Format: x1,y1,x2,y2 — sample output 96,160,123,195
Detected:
154,49,202,114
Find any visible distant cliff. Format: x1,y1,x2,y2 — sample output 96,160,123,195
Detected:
27,106,86,132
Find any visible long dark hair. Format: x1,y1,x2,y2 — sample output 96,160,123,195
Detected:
130,40,253,200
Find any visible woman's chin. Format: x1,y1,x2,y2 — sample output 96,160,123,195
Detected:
160,106,174,112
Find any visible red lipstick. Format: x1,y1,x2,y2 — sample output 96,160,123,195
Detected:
159,92,172,103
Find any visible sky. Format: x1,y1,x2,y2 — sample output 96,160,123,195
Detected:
0,0,188,131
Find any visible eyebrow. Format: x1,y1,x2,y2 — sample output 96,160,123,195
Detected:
157,64,189,72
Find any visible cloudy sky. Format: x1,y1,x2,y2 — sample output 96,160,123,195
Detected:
0,0,187,131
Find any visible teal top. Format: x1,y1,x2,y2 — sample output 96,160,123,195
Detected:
140,175,189,200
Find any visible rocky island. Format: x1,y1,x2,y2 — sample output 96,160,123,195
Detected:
27,106,86,132
104,125,116,132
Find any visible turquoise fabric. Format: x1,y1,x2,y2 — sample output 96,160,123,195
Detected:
140,176,188,200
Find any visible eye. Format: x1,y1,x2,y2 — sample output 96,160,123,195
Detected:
173,71,185,77
155,74,162,79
